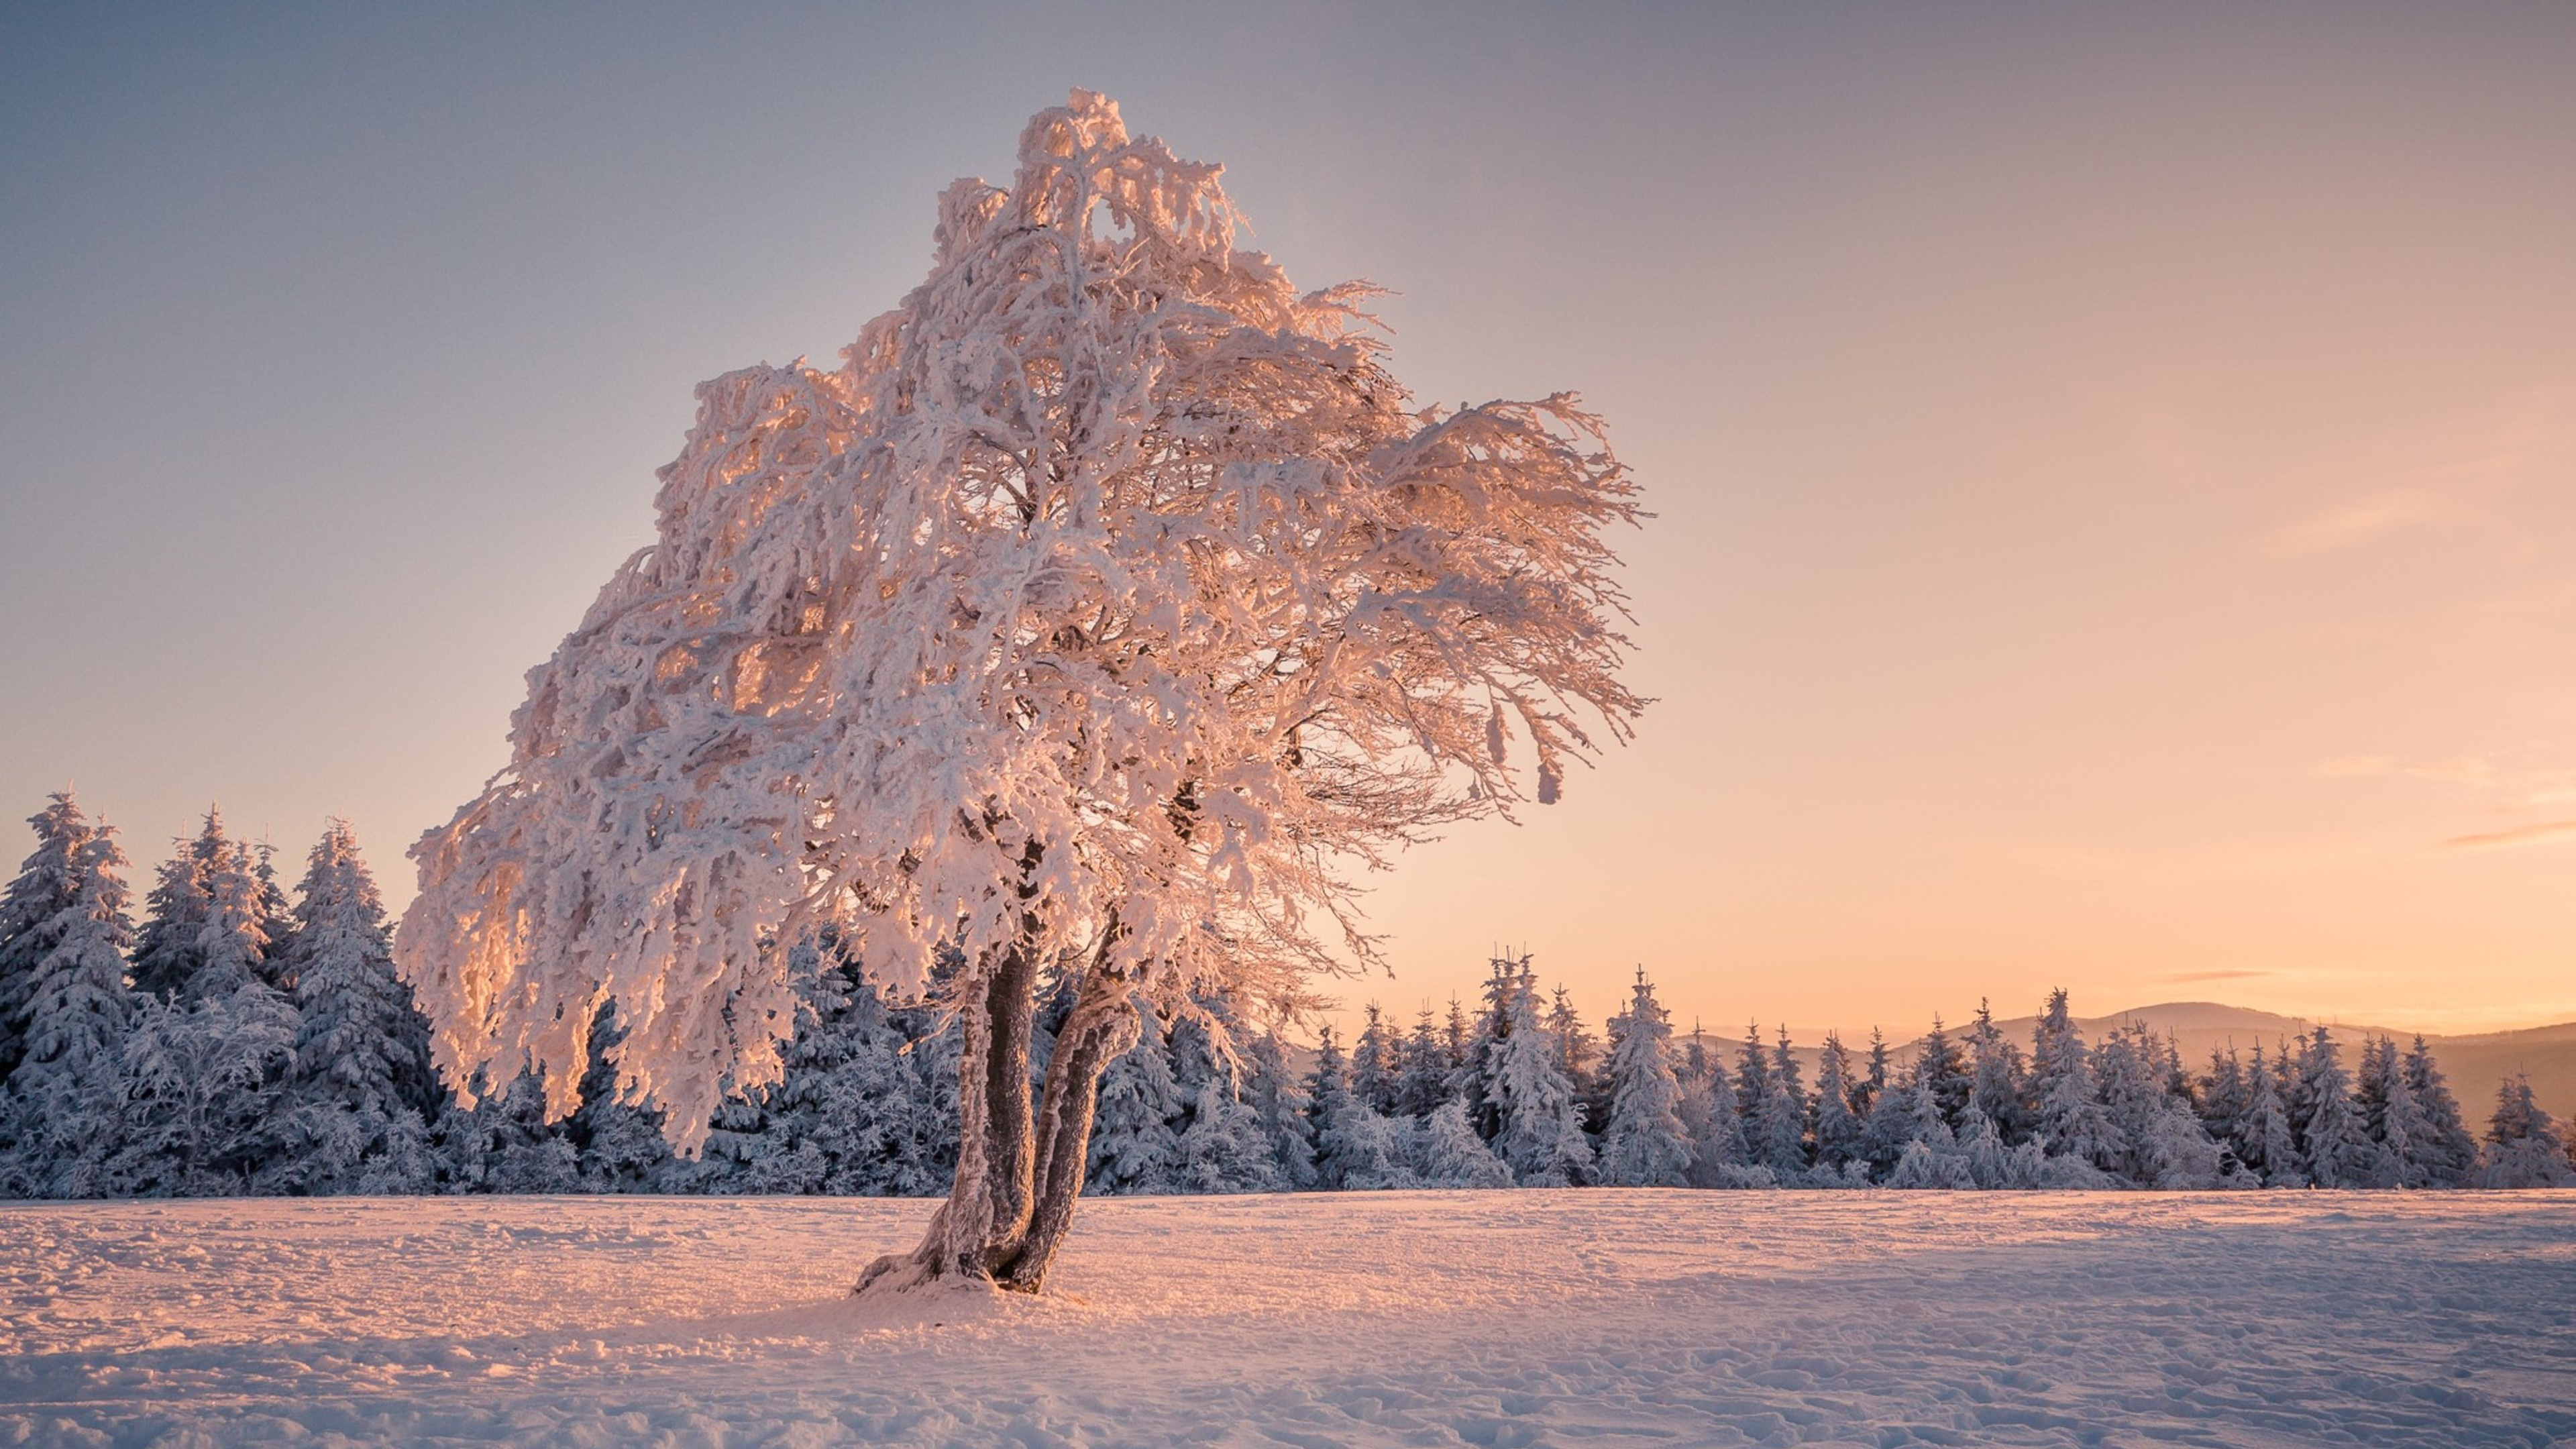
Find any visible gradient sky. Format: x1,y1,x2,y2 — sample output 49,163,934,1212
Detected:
5,3,2573,1040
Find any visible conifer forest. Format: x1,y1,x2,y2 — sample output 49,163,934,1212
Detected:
6,790,2568,1201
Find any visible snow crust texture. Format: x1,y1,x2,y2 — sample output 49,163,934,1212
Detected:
5,1191,2572,1447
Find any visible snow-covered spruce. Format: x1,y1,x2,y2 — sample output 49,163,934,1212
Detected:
394,92,1642,1292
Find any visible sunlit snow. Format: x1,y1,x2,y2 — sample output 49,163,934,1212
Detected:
5,1191,2571,1446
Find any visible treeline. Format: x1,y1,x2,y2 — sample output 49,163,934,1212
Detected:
2,790,2570,1197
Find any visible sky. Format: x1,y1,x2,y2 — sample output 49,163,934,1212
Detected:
4,3,2573,1041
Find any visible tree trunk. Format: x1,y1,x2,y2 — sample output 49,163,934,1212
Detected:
855,947,1135,1298
998,969,1138,1291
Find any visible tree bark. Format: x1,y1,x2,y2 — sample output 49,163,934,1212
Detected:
857,945,1136,1297
998,967,1137,1291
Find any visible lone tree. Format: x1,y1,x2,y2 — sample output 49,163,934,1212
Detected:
396,92,1641,1293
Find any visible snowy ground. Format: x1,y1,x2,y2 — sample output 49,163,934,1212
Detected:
4,1191,2573,1448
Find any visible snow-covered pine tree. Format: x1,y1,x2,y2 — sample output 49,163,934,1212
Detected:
1856,1027,1890,1118
2478,1074,2575,1187
185,830,276,1005
2403,1036,2479,1187
0,814,138,1198
0,792,93,1085
1301,1022,1351,1187
1966,1000,2029,1143
1085,1001,1178,1195
131,812,227,1001
1413,1098,1513,1188
1599,969,1690,1187
1393,1005,1451,1119
2198,1046,2249,1152
1858,1057,1923,1181
1246,1030,1316,1191
1349,1004,1400,1119
569,1002,677,1191
2294,1028,2373,1188
1455,957,1525,1142
1546,983,1607,1133
1756,1028,1809,1179
1731,1020,1770,1124
1487,968,1593,1186
1915,1016,1972,1132
396,93,1641,1292
264,821,439,1194
2237,1042,2304,1187
107,985,299,1195
1811,1031,1866,1173
2029,989,2120,1171
2370,1044,2434,1189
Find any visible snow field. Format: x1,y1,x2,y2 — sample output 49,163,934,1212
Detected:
4,1190,2573,1447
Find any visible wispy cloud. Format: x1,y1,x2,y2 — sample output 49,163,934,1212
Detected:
2261,489,2449,555
2440,819,2576,851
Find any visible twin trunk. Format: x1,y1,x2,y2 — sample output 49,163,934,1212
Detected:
857,943,1138,1296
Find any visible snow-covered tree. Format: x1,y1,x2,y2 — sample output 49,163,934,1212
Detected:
1246,1031,1316,1191
0,792,94,1084
107,986,298,1195
1412,1099,1511,1188
2403,1036,2478,1187
2479,1074,2574,1188
132,812,225,1001
1914,1016,1972,1132
2198,1046,2249,1153
2294,1028,2373,1189
1546,983,1605,1131
1487,969,1593,1185
1348,1004,1399,1119
264,821,438,1194
1598,969,1690,1187
2368,1041,2436,1190
1754,1028,1809,1179
1393,1005,1452,1119
0,814,138,1197
2236,1042,2304,1187
1085,1002,1178,1195
1809,1031,1866,1173
2029,990,2118,1170
1966,1000,2029,1144
399,95,1640,1288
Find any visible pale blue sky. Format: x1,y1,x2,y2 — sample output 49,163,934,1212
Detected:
5,3,2574,1034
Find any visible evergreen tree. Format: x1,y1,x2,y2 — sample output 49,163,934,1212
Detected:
1732,1020,1770,1123
569,1002,676,1191
185,833,276,1004
1966,1000,2029,1143
1859,1061,1923,1180
1810,1031,1866,1172
1413,1099,1512,1188
1679,1047,1746,1183
131,812,227,1001
1855,1027,1891,1118
437,1067,581,1193
2236,1042,2304,1187
2479,1074,2575,1187
1487,969,1592,1185
0,816,138,1197
2029,989,2119,1169
2295,1028,2373,1188
0,791,93,1084
1915,1016,1973,1132
1755,1027,1809,1179
2371,1047,2435,1189
106,986,299,1195
1546,983,1607,1132
1453,957,1524,1142
1348,1004,1400,1118
1598,969,1690,1187
264,821,438,1194
1087,1002,1183,1194
1394,1005,1451,1119
1246,1030,1316,1190
2403,1036,2479,1187
2198,1046,2249,1154
1301,1023,1352,1187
